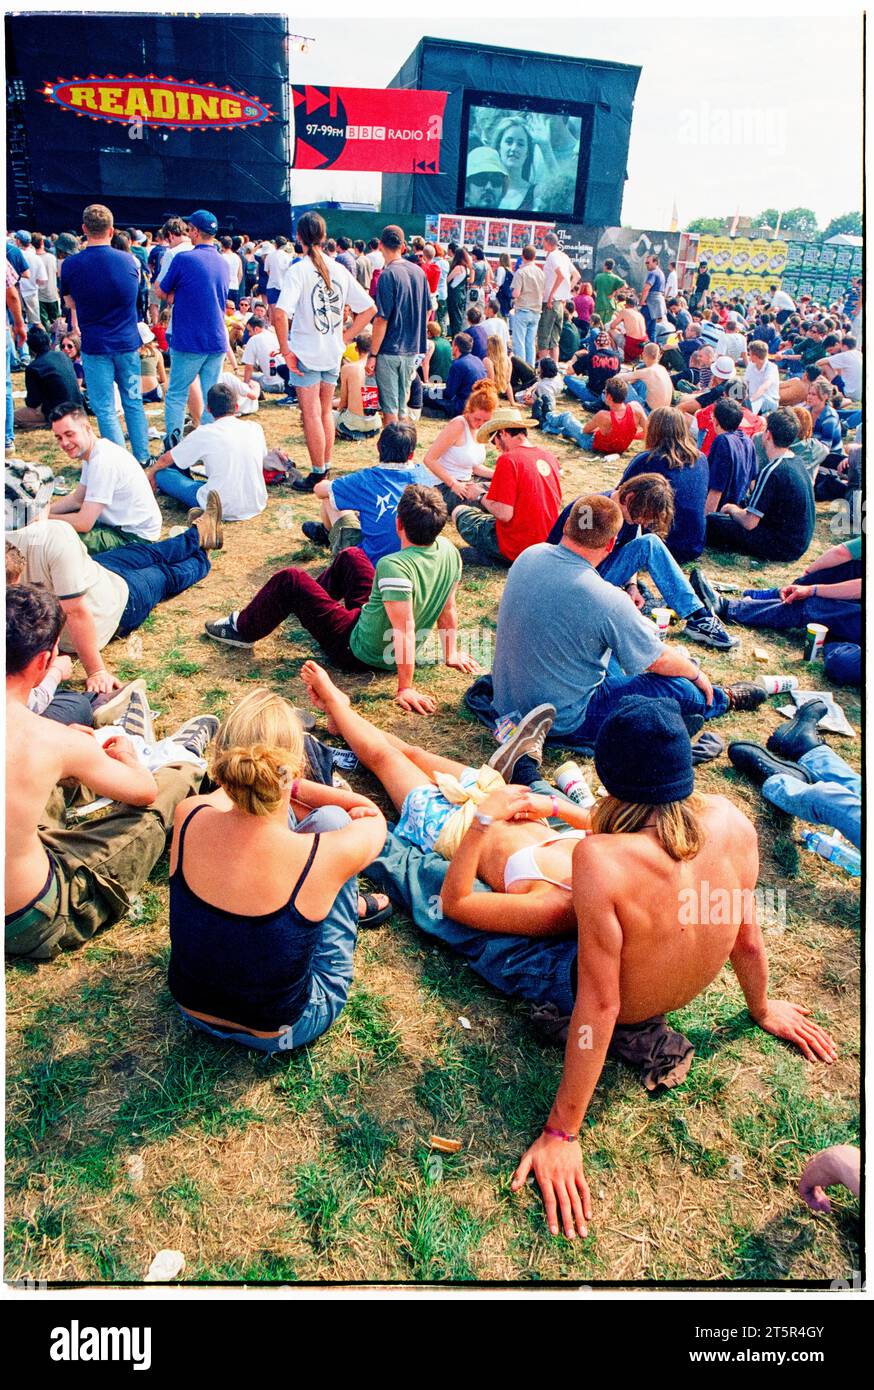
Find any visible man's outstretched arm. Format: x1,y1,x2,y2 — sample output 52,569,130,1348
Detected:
512,842,622,1239
730,912,838,1063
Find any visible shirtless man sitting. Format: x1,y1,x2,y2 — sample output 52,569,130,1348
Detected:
510,696,837,1239
5,584,212,959
334,331,381,439
616,341,673,413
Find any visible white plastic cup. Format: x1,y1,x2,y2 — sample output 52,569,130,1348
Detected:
652,607,672,638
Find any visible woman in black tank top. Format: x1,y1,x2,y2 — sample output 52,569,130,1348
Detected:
167,689,387,1054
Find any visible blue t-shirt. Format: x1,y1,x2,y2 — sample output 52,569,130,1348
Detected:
443,352,487,415
493,543,664,737
329,464,421,564
707,430,757,507
59,246,141,354
467,323,489,360
158,243,230,355
374,258,429,357
621,448,709,562
812,404,842,453
6,243,28,279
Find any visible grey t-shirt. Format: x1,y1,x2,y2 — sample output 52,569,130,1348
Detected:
492,543,664,735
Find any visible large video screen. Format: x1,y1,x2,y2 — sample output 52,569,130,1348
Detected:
462,98,588,218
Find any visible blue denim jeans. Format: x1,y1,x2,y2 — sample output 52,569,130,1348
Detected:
5,335,14,449
95,526,211,634
624,378,650,411
599,534,699,618
763,745,861,848
513,307,539,367
165,349,225,440
564,375,603,409
559,661,730,748
80,349,151,463
724,590,860,646
156,466,202,509
179,805,359,1053
541,409,596,449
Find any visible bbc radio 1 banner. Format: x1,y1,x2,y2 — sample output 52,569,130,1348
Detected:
292,86,447,173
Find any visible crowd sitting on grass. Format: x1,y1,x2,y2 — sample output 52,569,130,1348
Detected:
5,205,862,1239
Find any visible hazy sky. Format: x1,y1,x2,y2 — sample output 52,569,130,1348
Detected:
287,13,863,229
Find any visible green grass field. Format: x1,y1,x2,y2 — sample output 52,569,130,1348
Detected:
5,376,860,1285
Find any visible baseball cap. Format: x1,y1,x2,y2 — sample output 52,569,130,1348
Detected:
711,355,737,381
14,229,31,245
185,210,219,235
137,322,156,345
5,458,55,530
131,229,147,244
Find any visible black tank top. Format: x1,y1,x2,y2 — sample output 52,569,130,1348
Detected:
168,805,324,1032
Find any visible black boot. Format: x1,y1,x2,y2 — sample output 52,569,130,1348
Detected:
766,698,828,761
728,741,813,787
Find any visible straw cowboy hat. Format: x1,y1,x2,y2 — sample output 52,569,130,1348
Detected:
476,407,535,443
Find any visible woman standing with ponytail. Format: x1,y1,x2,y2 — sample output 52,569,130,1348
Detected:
167,689,387,1054
274,212,376,491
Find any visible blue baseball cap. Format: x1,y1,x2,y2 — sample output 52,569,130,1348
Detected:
15,229,31,244
185,209,218,235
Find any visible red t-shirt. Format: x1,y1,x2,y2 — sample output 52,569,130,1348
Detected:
423,261,440,294
593,403,638,454
486,441,562,561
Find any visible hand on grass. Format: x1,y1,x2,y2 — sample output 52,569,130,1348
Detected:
512,1133,593,1239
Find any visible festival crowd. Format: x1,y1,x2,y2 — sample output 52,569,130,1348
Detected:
5,205,862,1236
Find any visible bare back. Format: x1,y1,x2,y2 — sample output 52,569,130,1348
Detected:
5,700,75,913
574,795,758,1023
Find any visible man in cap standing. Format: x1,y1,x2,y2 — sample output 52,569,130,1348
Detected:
155,210,230,446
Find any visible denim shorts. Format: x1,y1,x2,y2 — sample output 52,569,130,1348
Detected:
292,362,341,390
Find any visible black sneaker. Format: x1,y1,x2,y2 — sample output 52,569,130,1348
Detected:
204,614,253,648
726,681,768,712
766,698,828,761
684,612,739,650
728,741,813,787
487,703,556,779
292,469,330,493
301,521,330,546
689,566,724,617
168,715,220,760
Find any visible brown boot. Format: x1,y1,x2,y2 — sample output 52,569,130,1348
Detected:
194,490,223,550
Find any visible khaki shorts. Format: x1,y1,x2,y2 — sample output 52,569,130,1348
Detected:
537,304,563,350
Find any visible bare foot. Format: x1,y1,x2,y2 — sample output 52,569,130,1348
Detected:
300,660,350,734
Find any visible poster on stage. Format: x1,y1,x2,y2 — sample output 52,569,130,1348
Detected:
424,213,440,243
438,214,463,246
292,85,447,172
462,217,487,247
533,223,552,251
487,219,510,249
510,221,533,250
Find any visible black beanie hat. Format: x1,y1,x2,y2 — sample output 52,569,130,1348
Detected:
594,697,694,805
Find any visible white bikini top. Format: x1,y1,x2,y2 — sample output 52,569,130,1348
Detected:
439,417,487,481
503,831,589,892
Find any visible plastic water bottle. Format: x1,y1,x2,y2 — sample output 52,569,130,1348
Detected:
801,830,861,876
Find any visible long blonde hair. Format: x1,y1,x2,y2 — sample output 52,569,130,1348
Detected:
487,337,510,396
210,689,305,817
296,211,332,293
590,793,706,861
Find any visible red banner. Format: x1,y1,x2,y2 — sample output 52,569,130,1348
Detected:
292,86,447,173
42,76,272,129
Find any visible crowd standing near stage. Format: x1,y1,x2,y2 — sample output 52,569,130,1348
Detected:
4,206,862,1240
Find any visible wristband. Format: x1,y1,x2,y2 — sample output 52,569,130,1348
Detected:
550,793,559,820
812,584,818,598
543,1124,578,1143
473,811,493,828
